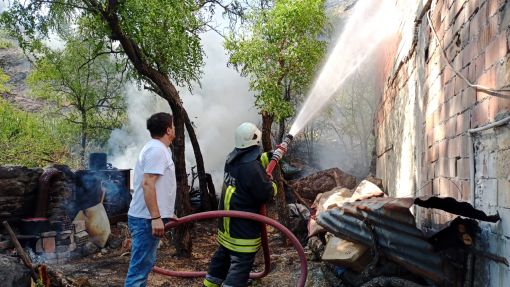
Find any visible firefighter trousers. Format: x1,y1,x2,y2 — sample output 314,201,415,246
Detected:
204,245,257,287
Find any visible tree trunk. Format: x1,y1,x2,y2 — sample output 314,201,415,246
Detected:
261,111,273,152
182,109,211,211
80,112,87,168
103,11,195,256
277,118,285,144
206,173,218,209
168,101,193,257
261,111,290,243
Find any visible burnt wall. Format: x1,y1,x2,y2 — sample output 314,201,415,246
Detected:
0,165,76,226
375,0,510,285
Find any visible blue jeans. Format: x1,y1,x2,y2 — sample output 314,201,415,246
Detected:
125,216,167,287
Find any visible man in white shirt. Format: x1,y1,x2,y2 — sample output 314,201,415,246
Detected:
125,112,176,287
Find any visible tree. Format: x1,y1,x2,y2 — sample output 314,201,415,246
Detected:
1,0,234,256
225,0,329,145
224,0,329,229
28,38,127,167
327,70,377,177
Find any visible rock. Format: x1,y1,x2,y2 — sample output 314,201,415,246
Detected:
288,203,310,244
308,236,325,261
305,262,331,287
0,254,31,287
82,241,99,256
289,168,357,204
365,175,384,190
107,234,123,249
350,180,385,201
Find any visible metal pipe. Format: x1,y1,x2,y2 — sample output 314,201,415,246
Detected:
153,210,308,287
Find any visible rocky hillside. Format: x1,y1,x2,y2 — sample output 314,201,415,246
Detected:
0,36,45,112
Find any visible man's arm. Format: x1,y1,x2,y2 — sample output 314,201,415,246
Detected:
142,173,165,237
250,162,277,204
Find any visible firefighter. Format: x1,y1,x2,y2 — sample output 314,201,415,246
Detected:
204,122,277,287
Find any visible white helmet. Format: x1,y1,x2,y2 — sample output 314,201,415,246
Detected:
235,122,262,148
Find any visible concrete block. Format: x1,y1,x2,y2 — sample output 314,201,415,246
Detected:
74,231,89,246
456,110,471,135
497,177,510,208
496,148,510,178
454,74,466,96
488,0,506,17
475,54,487,80
495,127,510,149
459,134,471,158
433,177,440,195
471,99,490,127
42,237,55,253
490,207,510,237
457,158,471,179
446,116,457,138
434,124,447,142
489,96,510,120
475,178,498,208
438,140,449,157
73,220,86,233
463,88,478,113
485,33,507,69
428,162,436,180
448,136,459,158
459,179,471,201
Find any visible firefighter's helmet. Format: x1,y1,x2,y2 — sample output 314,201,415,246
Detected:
235,122,262,148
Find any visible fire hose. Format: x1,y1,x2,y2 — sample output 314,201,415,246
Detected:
153,134,308,286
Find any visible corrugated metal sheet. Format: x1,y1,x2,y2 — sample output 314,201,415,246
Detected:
316,196,499,284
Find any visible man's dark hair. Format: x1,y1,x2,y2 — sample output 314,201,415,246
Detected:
147,112,173,138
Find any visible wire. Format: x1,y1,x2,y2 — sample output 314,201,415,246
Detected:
426,10,510,95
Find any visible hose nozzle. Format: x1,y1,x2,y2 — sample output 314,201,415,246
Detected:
266,134,293,177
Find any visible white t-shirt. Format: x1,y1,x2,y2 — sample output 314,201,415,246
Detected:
128,139,177,219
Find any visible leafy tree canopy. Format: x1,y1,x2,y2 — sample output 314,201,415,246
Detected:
28,37,127,158
2,0,205,88
225,0,329,120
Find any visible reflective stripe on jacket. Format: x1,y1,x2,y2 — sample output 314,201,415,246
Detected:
217,146,277,253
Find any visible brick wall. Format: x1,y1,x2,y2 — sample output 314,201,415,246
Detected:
375,0,510,285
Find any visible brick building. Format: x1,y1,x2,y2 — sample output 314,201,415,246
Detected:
375,0,510,285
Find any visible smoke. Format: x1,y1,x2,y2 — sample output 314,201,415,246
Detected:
108,30,258,193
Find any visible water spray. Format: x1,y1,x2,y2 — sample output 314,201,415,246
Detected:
265,134,294,177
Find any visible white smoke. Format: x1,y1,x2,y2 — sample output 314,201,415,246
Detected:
108,29,258,193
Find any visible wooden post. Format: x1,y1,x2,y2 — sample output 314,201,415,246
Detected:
2,221,38,281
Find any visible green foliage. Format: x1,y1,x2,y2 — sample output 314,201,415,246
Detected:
0,38,13,49
225,0,329,120
0,99,79,167
27,37,127,163
1,0,205,89
0,68,9,93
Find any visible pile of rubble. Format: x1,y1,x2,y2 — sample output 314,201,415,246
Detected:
285,166,502,286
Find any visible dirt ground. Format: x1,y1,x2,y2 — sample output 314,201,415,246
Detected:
55,220,318,287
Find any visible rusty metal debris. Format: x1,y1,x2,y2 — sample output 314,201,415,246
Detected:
316,196,500,285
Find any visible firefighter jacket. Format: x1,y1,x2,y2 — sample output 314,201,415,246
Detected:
217,145,277,253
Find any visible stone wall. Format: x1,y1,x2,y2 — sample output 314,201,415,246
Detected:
0,166,42,222
375,0,510,285
0,165,75,226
